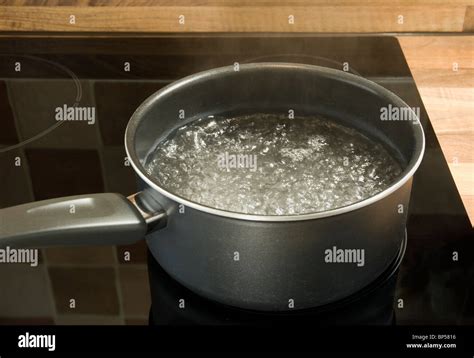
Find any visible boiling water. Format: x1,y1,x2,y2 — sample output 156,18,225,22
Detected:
145,114,402,215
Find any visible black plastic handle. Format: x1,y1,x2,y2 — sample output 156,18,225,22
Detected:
0,193,163,248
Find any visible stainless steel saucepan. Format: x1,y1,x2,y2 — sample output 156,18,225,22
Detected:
0,63,425,311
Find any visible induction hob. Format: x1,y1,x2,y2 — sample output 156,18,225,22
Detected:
0,36,472,326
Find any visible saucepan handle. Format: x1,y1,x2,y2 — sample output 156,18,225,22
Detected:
0,192,166,248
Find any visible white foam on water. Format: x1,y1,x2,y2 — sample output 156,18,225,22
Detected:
145,114,402,215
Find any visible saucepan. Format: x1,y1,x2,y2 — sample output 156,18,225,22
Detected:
0,63,424,311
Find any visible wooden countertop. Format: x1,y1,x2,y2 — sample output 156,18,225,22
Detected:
0,1,473,32
398,36,473,225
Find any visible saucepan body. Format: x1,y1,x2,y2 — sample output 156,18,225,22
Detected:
0,63,425,311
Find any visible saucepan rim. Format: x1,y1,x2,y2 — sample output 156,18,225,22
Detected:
125,63,425,222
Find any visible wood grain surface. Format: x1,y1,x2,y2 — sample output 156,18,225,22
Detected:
0,1,472,32
398,36,474,225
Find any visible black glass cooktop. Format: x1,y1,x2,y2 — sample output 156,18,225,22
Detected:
0,36,472,326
